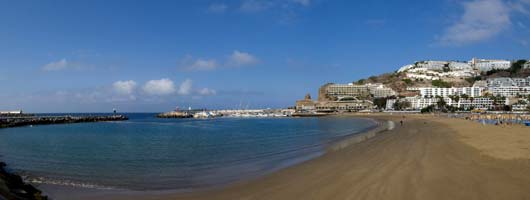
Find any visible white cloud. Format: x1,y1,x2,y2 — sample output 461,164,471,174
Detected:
142,78,176,95
42,58,68,71
112,80,137,95
228,50,259,66
198,88,217,95
208,3,228,13
292,0,310,6
178,79,193,95
437,0,511,45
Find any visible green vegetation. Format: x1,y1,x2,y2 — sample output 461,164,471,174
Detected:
421,105,434,113
402,78,413,85
431,80,452,88
373,97,391,110
393,100,411,110
510,60,527,74
355,79,365,84
465,76,481,85
483,59,529,77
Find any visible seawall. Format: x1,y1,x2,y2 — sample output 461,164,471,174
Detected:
0,115,129,129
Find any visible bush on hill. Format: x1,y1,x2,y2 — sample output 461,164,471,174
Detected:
431,80,452,88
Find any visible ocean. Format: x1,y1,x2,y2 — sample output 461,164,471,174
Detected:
0,113,376,193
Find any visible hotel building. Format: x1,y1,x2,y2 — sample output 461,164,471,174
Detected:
469,58,511,72
319,83,396,101
407,87,483,98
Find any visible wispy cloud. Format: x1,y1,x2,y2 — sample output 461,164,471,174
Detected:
240,0,274,12
228,50,259,66
208,3,228,13
179,51,259,71
198,88,217,95
42,58,69,71
179,55,218,71
291,0,311,6
436,0,530,46
41,58,96,71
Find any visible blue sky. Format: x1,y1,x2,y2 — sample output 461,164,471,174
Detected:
1,0,529,112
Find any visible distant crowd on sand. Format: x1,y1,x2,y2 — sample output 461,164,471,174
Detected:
446,113,530,126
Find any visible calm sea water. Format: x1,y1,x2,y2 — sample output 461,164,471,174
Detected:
0,113,375,191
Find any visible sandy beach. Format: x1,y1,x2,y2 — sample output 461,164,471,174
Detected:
77,114,530,200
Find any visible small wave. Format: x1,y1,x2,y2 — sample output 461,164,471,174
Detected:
23,176,115,190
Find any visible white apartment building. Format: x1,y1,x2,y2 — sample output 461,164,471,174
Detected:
324,83,396,99
487,86,530,97
487,77,517,87
513,77,530,87
366,83,397,98
387,97,496,110
470,58,511,72
408,87,483,98
457,98,495,110
448,62,472,70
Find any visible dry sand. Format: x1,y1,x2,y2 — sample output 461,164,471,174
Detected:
98,115,530,200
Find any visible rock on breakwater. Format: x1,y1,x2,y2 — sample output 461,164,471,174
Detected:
0,115,129,129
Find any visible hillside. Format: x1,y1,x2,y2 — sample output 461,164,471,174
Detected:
354,59,530,97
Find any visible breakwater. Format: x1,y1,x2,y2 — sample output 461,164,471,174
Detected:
0,115,128,128
1,162,48,200
156,111,192,118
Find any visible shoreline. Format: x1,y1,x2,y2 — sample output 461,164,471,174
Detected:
123,113,530,200
4,114,530,199
1,116,384,200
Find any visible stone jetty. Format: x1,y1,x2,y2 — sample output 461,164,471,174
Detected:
156,111,193,118
0,115,128,129
0,162,48,200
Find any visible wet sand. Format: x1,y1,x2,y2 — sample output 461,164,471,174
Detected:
87,114,530,200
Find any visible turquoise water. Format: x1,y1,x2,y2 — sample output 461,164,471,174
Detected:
0,114,375,191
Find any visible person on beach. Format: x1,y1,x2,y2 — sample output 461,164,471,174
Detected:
400,120,403,126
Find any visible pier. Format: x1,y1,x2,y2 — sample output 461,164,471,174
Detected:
0,115,129,129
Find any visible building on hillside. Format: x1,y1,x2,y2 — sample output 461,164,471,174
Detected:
487,86,530,97
314,98,373,112
407,87,483,98
321,83,371,100
296,93,374,113
470,58,511,72
366,83,397,98
513,77,530,87
318,83,396,101
487,77,517,87
448,62,473,70
386,96,497,110
416,61,448,70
